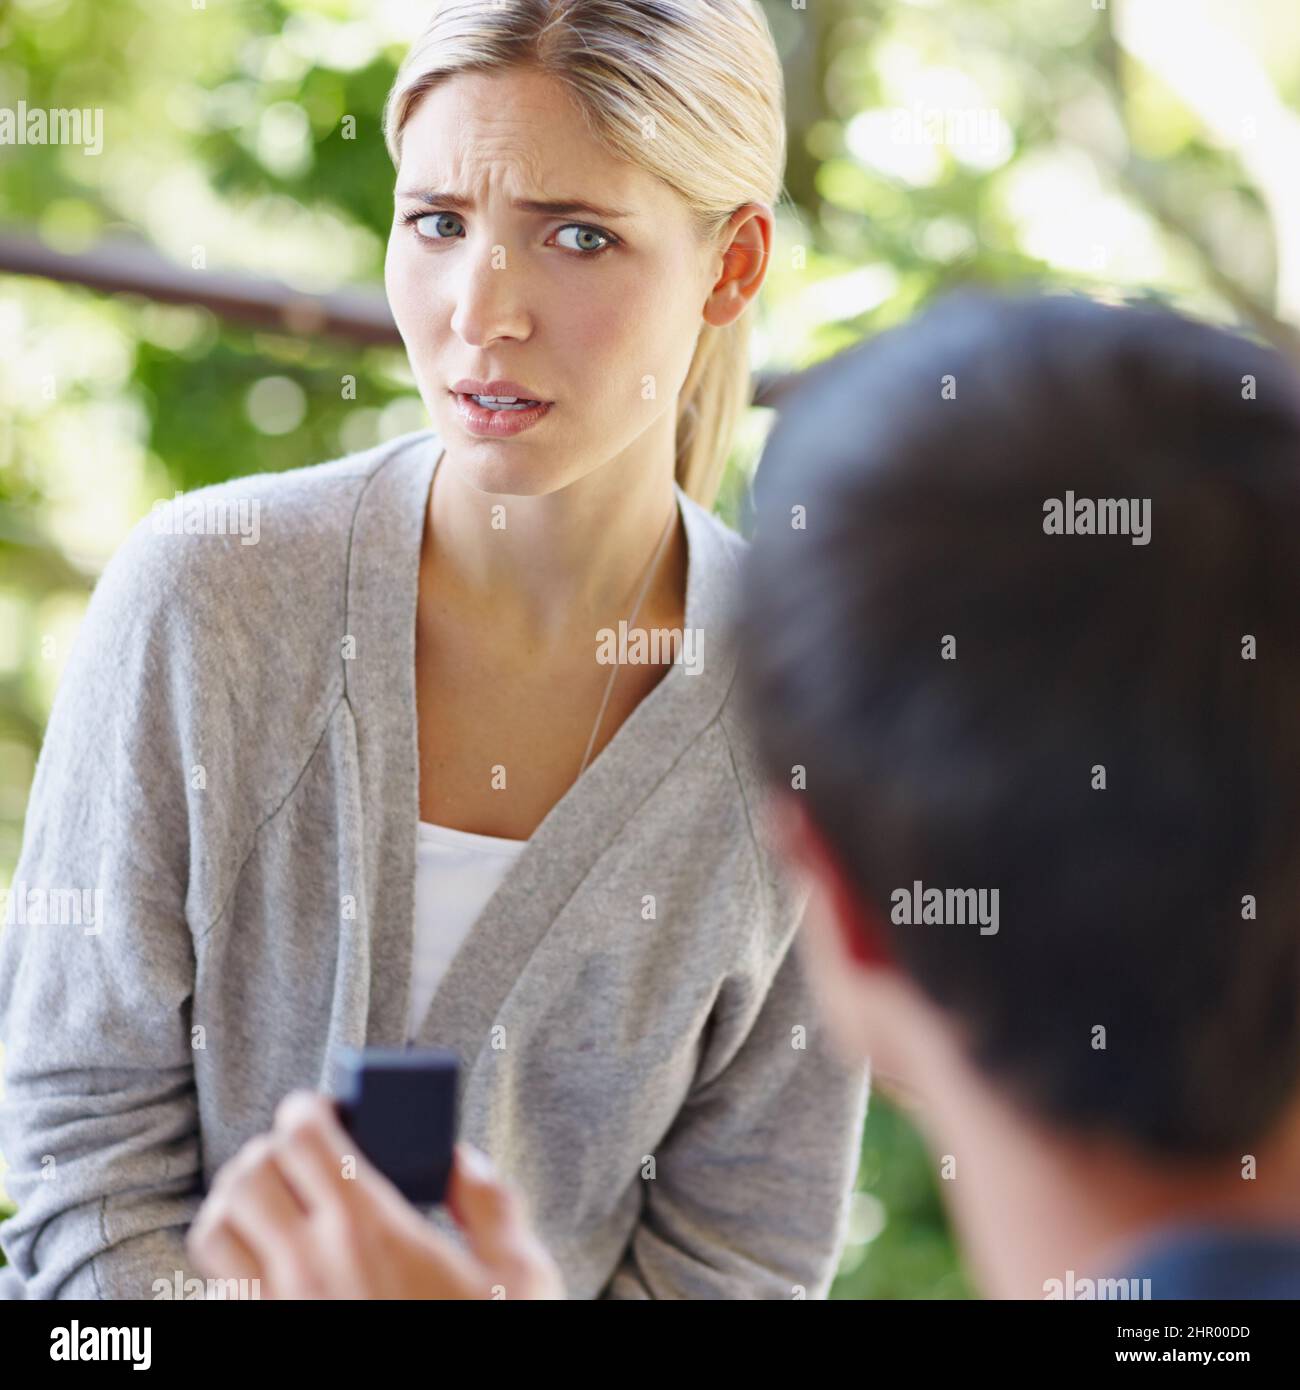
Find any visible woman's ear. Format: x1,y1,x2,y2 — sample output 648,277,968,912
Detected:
702,203,773,327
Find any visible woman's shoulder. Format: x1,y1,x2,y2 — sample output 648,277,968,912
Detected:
62,434,427,758
95,433,421,635
678,488,750,580
128,435,407,569
42,436,430,868
699,686,811,957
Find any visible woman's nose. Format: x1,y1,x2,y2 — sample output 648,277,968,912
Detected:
448,241,533,346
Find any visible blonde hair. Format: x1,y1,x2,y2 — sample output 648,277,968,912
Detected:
382,0,787,511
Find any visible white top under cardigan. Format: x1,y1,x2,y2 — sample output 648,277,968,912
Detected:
407,821,528,1042
0,426,871,1301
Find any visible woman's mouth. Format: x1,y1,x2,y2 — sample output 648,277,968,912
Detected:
451,390,554,437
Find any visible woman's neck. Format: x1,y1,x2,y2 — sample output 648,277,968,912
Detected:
423,438,686,647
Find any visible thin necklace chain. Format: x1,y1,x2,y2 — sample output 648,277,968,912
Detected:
577,500,679,779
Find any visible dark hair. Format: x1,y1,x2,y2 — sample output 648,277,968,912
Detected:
737,291,1300,1159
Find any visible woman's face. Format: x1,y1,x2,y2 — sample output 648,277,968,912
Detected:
385,65,723,497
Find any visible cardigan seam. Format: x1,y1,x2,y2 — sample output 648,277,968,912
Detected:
91,1196,107,1299
715,696,773,936
190,446,389,944
192,689,347,946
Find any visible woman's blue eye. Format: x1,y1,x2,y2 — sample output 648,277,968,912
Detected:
402,211,616,256
554,225,614,254
407,212,461,240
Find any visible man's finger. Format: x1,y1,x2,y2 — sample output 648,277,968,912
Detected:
217,1138,319,1291
447,1143,541,1279
270,1091,366,1215
187,1211,260,1286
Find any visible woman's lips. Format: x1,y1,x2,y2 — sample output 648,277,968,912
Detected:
451,391,555,438
451,379,551,401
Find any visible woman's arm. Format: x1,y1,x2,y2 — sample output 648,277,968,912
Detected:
0,521,207,1298
600,919,870,1299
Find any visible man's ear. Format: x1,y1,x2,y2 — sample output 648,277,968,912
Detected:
766,792,895,971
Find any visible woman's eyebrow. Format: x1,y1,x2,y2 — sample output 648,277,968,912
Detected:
395,188,635,220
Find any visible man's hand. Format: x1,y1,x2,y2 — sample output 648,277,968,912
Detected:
186,1090,565,1299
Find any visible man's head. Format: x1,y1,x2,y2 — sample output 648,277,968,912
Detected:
738,292,1300,1171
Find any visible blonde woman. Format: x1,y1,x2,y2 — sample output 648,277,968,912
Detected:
0,0,868,1300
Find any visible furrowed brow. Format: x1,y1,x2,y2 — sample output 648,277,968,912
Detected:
395,189,635,220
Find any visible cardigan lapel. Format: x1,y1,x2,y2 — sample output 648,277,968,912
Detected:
345,428,743,1096
342,431,440,1053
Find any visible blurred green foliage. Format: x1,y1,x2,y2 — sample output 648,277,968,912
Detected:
3,0,1300,1296
836,1094,976,1299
